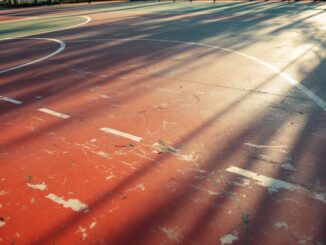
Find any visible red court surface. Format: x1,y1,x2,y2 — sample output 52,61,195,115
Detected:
0,1,326,244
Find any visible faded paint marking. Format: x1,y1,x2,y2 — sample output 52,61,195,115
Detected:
220,233,238,245
274,222,288,230
160,226,183,244
226,166,326,203
100,127,142,142
46,193,88,212
245,143,288,149
190,185,219,196
177,152,197,162
0,96,22,104
27,182,47,191
38,108,70,119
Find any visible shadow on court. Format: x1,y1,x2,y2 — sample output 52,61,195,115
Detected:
0,2,325,244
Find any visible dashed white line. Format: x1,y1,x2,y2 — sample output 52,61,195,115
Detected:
0,96,22,104
226,166,326,204
37,108,70,119
100,127,142,142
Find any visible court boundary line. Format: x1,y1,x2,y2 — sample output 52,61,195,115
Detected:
67,38,326,111
0,38,66,74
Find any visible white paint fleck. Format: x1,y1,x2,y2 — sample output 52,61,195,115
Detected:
0,219,5,228
27,182,47,191
177,152,197,162
274,222,288,230
44,149,55,155
46,193,88,212
96,151,110,158
105,175,115,180
160,226,183,244
79,226,87,240
220,233,238,245
108,207,118,213
35,96,42,99
89,221,97,229
100,95,111,99
126,184,146,193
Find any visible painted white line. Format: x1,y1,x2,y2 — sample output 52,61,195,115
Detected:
0,96,22,104
244,143,288,149
226,166,326,204
0,16,91,40
0,38,65,74
67,38,326,111
100,127,142,142
37,108,70,119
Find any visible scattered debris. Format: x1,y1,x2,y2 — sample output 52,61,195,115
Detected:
251,155,296,171
152,140,197,162
152,140,179,154
115,144,134,148
153,103,169,110
192,94,200,104
119,192,127,200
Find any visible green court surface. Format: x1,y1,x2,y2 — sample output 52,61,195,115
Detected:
0,15,88,39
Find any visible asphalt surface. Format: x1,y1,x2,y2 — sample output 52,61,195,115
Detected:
0,1,325,244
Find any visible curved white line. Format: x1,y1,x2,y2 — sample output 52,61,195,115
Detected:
68,38,326,111
0,38,65,74
0,16,91,41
